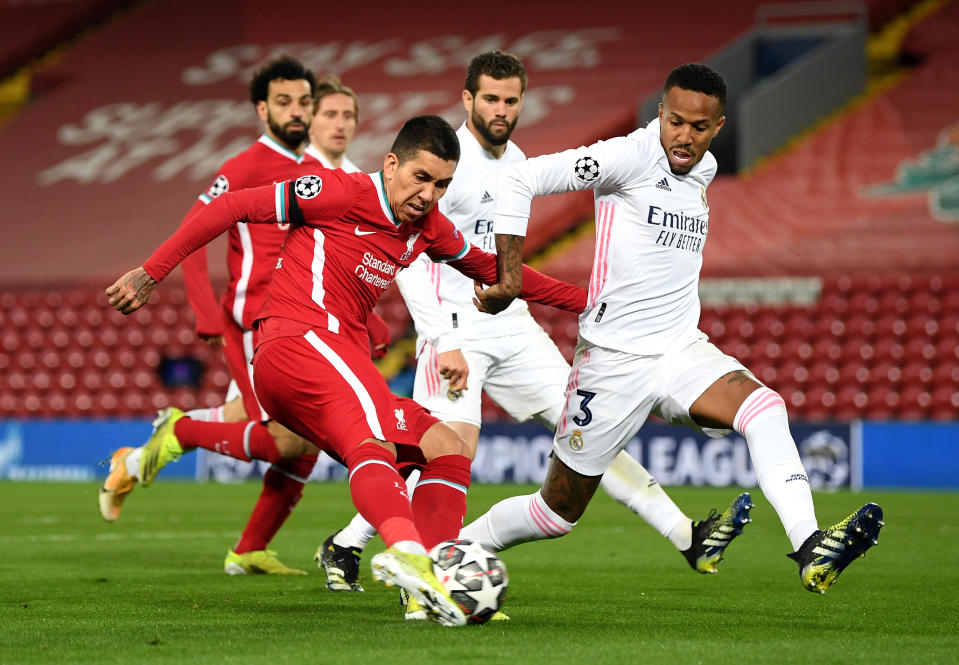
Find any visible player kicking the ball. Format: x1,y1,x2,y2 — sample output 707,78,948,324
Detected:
107,114,586,625
462,63,883,595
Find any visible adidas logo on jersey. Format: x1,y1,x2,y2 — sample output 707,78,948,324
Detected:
480,191,493,204
655,178,671,191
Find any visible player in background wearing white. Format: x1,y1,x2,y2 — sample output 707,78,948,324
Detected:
464,63,884,595
97,60,387,575
318,52,753,606
305,75,362,173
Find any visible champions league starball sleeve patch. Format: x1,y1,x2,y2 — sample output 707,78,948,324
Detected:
206,175,229,198
574,156,601,183
294,175,323,199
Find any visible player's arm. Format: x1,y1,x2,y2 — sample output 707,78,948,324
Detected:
395,255,469,391
178,198,225,345
426,229,586,313
108,176,351,314
107,185,283,314
490,137,646,311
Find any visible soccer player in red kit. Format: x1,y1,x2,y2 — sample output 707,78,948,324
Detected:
96,56,387,576
106,114,586,625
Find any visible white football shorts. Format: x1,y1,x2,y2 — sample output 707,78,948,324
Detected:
553,332,753,476
413,320,570,428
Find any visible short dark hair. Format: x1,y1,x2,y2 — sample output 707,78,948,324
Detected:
315,74,359,122
663,63,727,112
464,49,528,96
248,56,317,105
390,115,460,164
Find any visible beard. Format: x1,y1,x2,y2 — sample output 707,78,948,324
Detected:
472,109,516,147
268,113,309,150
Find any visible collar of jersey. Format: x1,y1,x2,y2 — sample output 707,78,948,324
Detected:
258,134,305,163
370,171,400,227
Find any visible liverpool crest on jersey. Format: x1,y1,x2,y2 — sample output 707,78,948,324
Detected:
400,231,421,262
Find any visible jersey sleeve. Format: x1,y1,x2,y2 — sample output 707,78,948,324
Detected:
143,173,354,282
423,212,471,264
180,165,239,336
143,185,279,282
449,244,587,313
282,171,354,226
394,255,460,354
494,133,659,236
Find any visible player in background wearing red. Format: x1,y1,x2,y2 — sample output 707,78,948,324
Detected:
97,56,387,576
106,114,587,625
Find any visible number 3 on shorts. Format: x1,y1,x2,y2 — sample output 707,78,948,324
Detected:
572,389,596,427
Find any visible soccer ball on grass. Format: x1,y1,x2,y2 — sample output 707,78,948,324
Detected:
430,538,508,624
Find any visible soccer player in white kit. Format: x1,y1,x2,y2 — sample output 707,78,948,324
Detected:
465,63,884,595
318,52,753,603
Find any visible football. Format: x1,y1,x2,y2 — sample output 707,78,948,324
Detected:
430,538,508,624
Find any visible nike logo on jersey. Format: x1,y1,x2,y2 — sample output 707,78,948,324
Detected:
655,177,671,191
480,191,493,204
354,226,376,236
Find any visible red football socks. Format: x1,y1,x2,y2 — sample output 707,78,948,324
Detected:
173,418,282,464
344,442,420,548
412,454,472,550
234,454,317,554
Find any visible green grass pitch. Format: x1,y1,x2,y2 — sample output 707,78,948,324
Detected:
1,481,957,664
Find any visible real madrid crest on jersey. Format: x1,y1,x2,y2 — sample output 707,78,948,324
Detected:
574,156,600,183
294,175,323,199
701,186,708,211
206,175,229,199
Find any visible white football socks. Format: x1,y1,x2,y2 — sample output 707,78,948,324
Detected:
600,450,692,551
124,447,143,479
185,406,224,422
734,387,818,550
459,491,575,551
334,469,421,550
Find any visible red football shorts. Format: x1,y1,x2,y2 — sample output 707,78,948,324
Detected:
220,311,268,422
252,326,438,462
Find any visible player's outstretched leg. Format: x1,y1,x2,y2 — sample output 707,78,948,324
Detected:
370,548,466,627
98,447,137,522
682,492,754,573
316,530,364,592
787,502,884,594
224,548,307,575
139,408,186,487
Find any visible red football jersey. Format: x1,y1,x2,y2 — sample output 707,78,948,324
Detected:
144,170,587,351
180,135,321,335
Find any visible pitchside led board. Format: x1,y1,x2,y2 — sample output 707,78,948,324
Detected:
2,419,956,490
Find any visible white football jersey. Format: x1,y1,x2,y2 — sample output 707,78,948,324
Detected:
396,124,533,354
305,143,361,173
494,118,717,356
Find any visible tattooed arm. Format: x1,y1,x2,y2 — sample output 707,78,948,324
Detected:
475,233,524,314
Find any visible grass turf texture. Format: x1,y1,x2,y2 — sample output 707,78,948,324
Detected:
1,482,956,664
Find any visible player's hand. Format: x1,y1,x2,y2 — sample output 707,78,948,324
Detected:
472,280,516,315
199,333,226,348
106,267,157,315
438,349,469,392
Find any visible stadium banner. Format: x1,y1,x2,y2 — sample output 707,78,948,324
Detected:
0,419,192,482
861,422,959,490
0,419,855,490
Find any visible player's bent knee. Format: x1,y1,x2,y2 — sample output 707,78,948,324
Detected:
419,421,469,460
267,421,315,458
